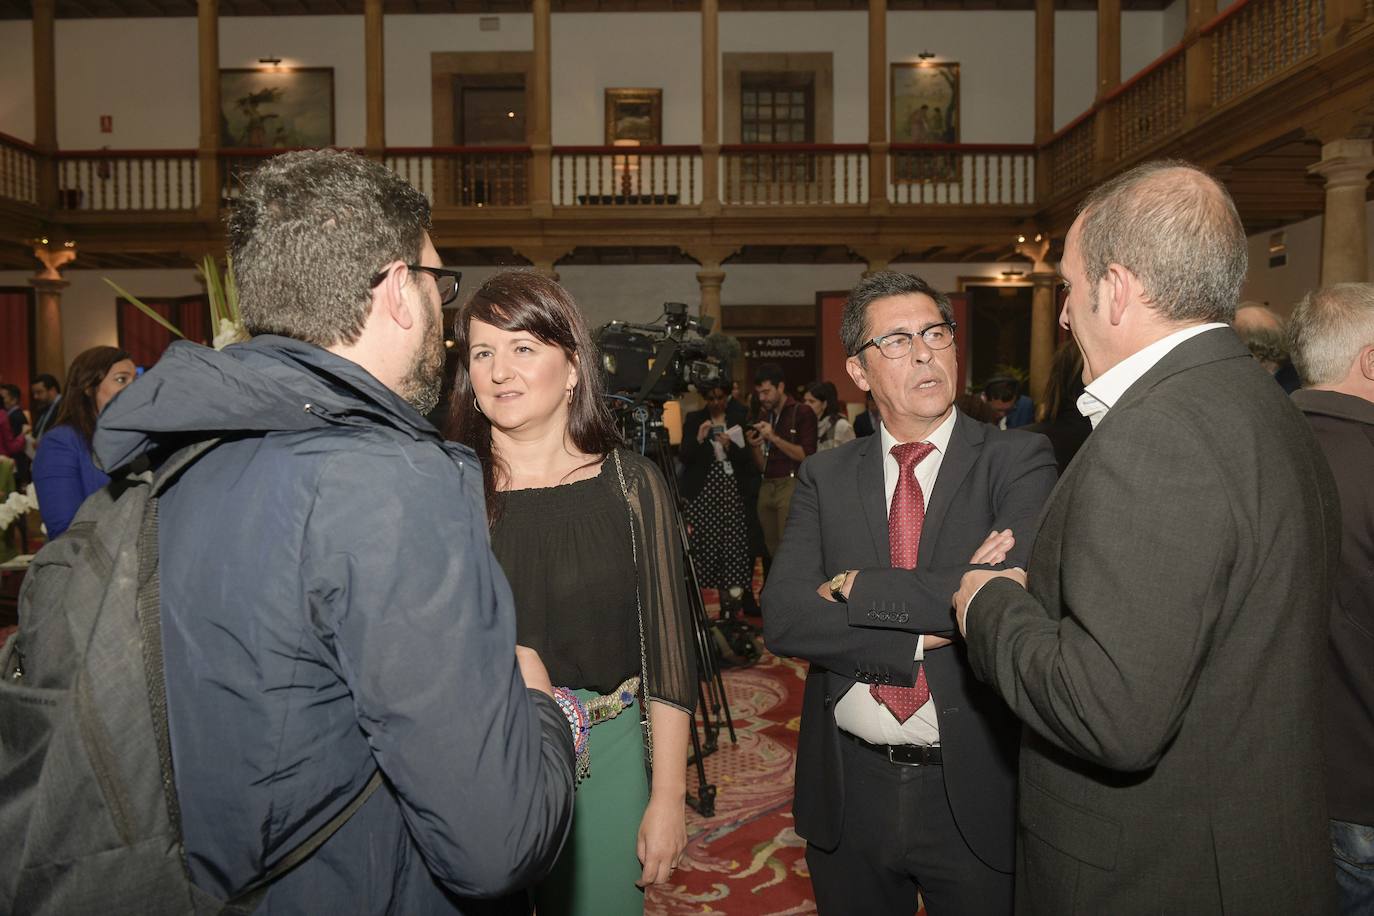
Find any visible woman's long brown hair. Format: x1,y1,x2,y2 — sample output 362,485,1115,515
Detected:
52,345,131,445
445,271,622,522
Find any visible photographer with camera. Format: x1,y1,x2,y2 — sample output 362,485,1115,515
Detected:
747,363,818,564
680,383,753,618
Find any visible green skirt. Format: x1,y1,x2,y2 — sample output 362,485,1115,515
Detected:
534,688,650,916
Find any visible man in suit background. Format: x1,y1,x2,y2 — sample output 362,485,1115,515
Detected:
1289,282,1374,915
763,271,1058,915
955,161,1340,914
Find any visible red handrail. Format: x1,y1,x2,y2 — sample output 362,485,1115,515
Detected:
720,142,869,154
553,144,703,155
1100,40,1187,104
218,146,364,157
1046,107,1097,145
56,147,197,159
889,142,1036,153
386,145,532,155
1200,0,1261,36
0,130,38,152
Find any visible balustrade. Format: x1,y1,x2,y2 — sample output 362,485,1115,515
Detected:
388,147,531,207
1045,116,1096,199
1113,49,1186,160
0,133,39,206
1209,0,1323,104
56,150,198,211
721,145,867,206
553,147,700,207
888,145,1035,205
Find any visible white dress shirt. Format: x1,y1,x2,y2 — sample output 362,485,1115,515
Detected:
1076,323,1228,428
835,408,957,747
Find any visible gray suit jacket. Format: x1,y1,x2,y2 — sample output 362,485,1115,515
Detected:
763,410,1057,871
966,328,1341,914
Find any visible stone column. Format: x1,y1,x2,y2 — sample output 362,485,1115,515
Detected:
1093,0,1121,177
701,0,720,215
30,277,69,379
33,0,57,210
530,0,553,217
867,0,888,215
697,267,726,329
197,0,220,220
1034,0,1054,203
1308,139,1374,285
1029,271,1058,404
364,0,385,161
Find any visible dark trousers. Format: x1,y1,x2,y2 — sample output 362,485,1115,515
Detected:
806,735,1013,916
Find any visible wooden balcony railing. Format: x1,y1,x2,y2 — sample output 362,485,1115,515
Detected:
553,146,701,207
1110,45,1186,160
1045,113,1096,199
721,144,868,206
888,144,1035,205
0,132,39,206
387,146,531,207
1207,0,1323,104
56,148,199,211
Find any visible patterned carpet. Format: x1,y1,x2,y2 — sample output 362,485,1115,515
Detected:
645,641,818,916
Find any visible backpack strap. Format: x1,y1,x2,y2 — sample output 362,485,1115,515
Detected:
130,438,385,914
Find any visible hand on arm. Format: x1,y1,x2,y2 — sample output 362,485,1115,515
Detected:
637,701,690,887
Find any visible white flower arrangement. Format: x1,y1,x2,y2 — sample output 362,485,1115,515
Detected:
0,483,38,533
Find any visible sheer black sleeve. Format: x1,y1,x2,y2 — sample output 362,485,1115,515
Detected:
618,449,698,713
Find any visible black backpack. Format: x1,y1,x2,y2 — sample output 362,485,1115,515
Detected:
0,440,381,915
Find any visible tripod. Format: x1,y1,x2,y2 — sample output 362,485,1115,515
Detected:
615,400,737,817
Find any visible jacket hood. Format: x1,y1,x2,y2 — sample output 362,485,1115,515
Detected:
1291,388,1374,427
94,335,438,471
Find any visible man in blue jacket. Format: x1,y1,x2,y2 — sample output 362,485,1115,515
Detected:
94,150,575,913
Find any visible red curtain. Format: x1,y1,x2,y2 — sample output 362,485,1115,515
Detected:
0,289,34,409
117,295,210,369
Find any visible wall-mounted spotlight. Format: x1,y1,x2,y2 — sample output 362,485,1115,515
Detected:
258,56,283,68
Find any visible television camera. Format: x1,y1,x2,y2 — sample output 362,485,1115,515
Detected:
595,302,728,405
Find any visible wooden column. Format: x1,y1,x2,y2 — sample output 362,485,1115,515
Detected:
530,0,553,217
701,0,720,215
1034,0,1054,203
1092,0,1121,178
364,0,385,160
32,0,57,210
197,0,220,221
1029,271,1058,404
867,0,889,214
1308,139,1374,285
1183,0,1215,127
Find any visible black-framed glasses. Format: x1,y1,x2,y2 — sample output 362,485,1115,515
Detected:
370,264,462,306
854,321,957,359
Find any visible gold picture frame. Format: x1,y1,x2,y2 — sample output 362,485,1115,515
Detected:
604,88,663,146
890,62,960,182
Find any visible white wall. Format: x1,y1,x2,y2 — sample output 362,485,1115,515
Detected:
0,21,34,142
386,14,533,147
1241,201,1374,314
0,10,1157,148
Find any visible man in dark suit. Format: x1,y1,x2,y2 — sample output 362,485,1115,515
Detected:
955,162,1341,914
763,271,1058,915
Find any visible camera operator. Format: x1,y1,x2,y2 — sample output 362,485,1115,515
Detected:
746,363,818,565
681,383,754,618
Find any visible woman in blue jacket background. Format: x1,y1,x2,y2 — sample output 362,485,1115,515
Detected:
32,345,135,538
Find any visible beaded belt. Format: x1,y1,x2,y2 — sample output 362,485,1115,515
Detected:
552,676,640,786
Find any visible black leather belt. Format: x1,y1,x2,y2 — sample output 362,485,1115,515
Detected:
843,730,942,767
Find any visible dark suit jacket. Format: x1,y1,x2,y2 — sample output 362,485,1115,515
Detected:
966,328,1341,914
679,401,751,502
762,411,1057,872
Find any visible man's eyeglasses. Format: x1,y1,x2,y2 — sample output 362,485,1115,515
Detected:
370,264,463,306
853,322,957,359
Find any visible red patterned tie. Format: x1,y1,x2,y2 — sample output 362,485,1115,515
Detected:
871,441,937,724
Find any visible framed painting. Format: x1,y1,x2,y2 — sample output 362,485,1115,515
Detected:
220,68,335,149
890,62,960,181
604,88,662,146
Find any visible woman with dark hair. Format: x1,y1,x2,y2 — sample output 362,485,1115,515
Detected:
448,271,695,915
680,382,753,614
803,380,855,451
32,346,136,538
1024,340,1093,474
